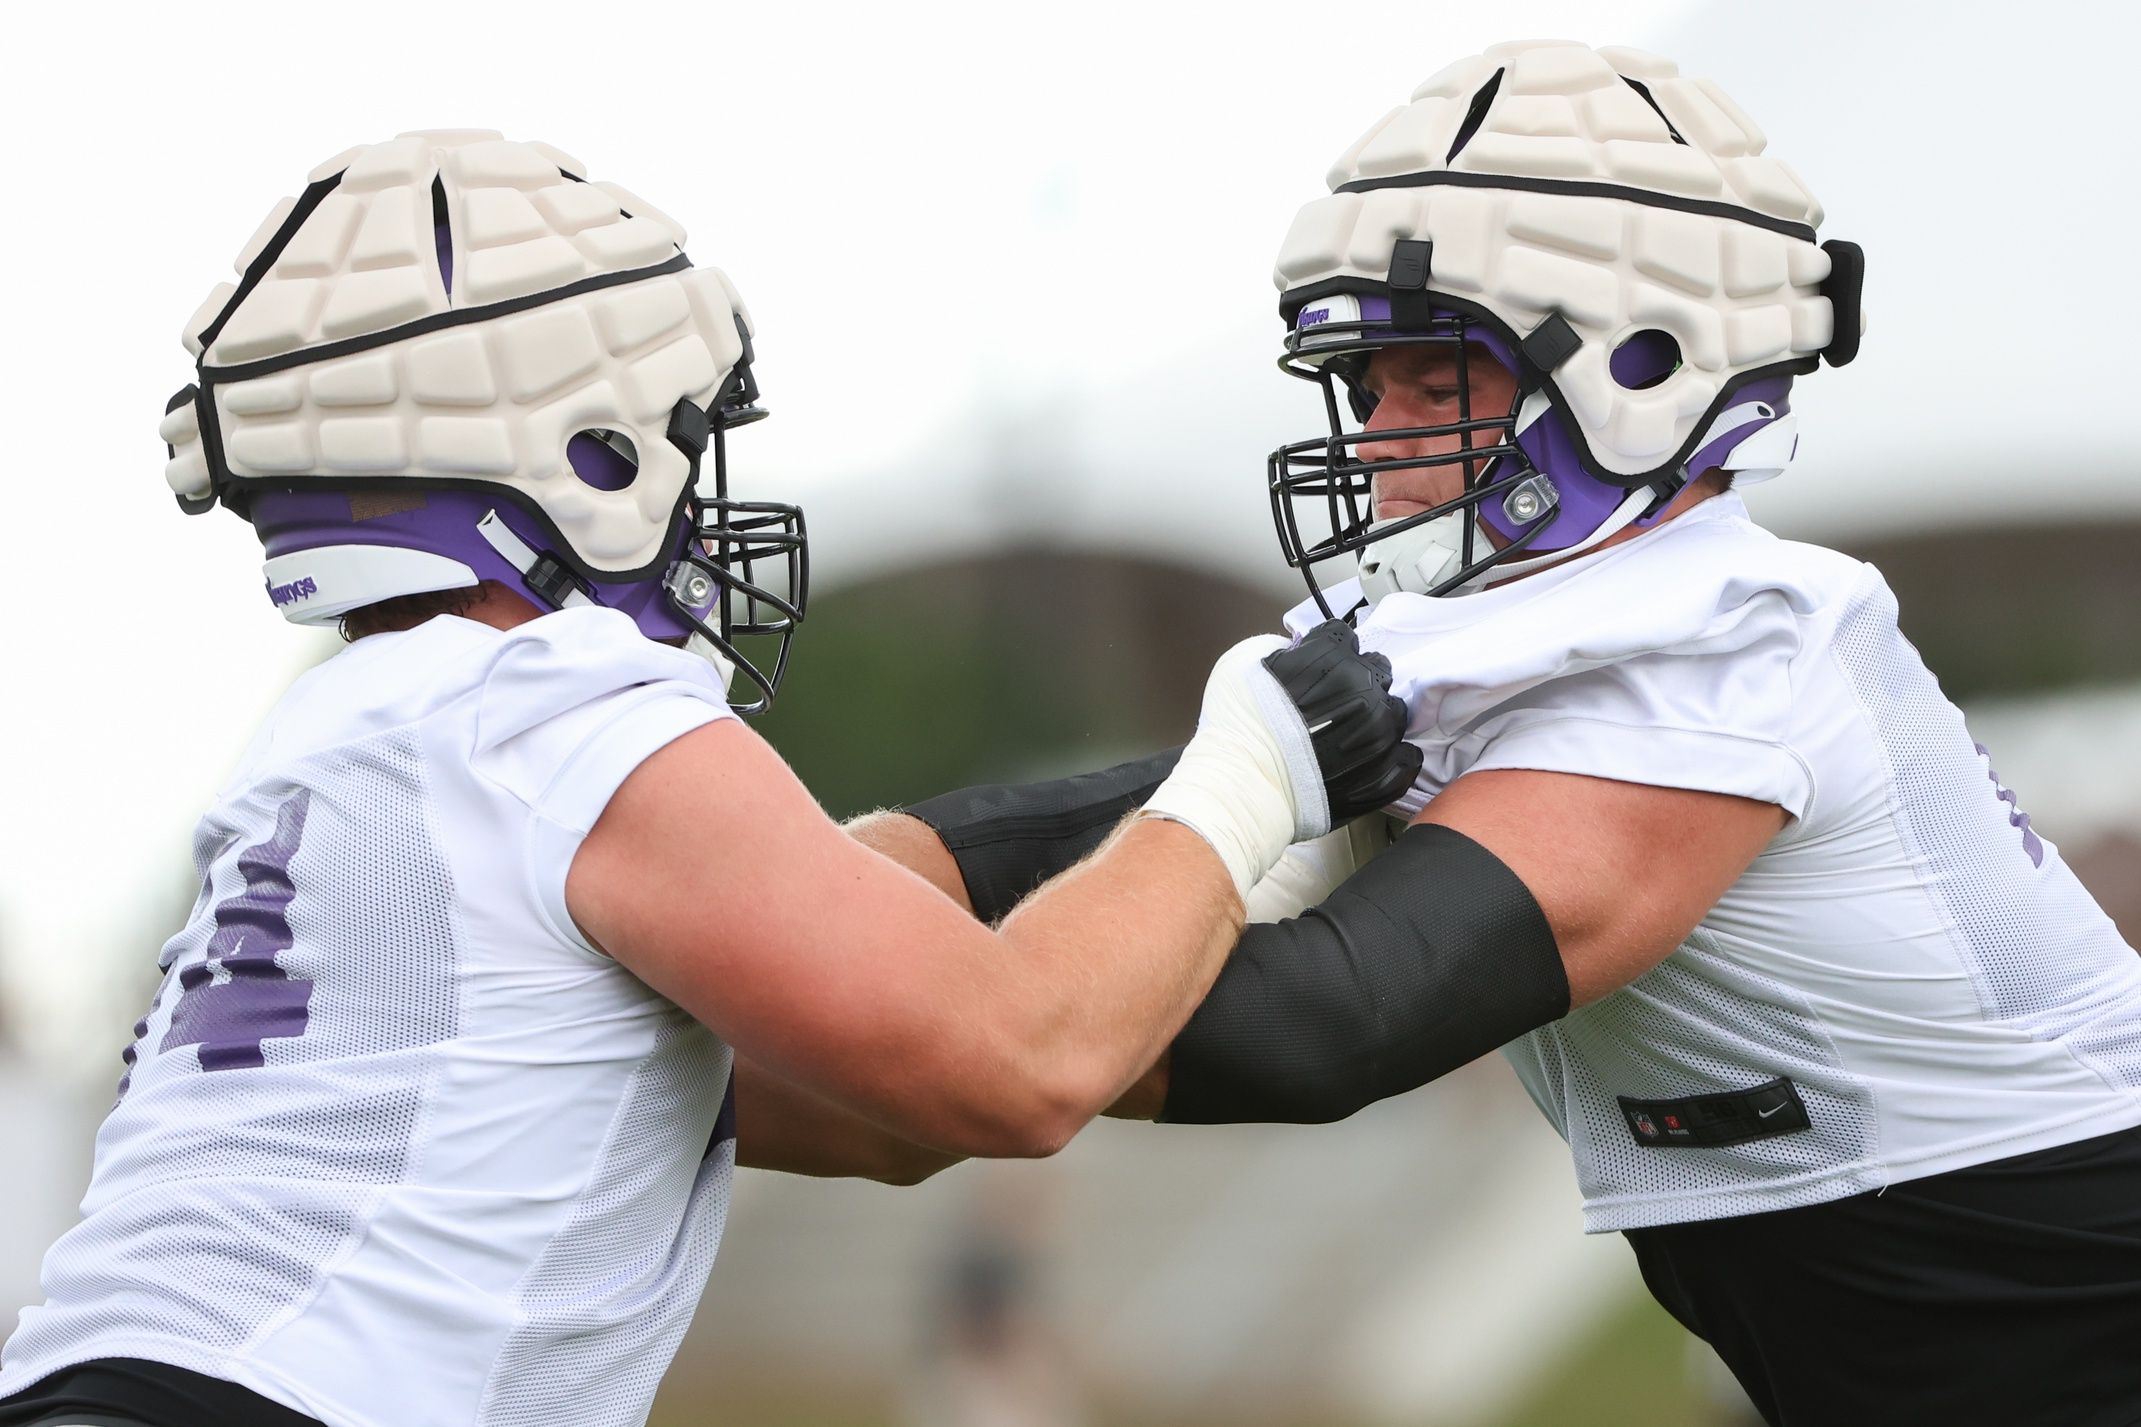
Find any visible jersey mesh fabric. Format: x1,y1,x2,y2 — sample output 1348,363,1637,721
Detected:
1826,584,2141,1088
7,731,458,1369
1290,496,2141,1231
479,1024,735,1427
1530,939,1878,1216
0,609,740,1427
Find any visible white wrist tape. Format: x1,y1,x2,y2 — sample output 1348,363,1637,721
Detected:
1241,813,1399,923
1142,635,1330,899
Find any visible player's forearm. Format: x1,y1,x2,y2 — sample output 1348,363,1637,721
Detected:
832,814,1244,1159
715,807,1243,1162
863,810,1397,1128
732,1057,962,1186
843,793,1191,1133
976,815,1244,1138
844,816,1189,1130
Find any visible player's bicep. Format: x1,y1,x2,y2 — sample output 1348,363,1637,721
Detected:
1414,768,1787,1005
566,718,996,1094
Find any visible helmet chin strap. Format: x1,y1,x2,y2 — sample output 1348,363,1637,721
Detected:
1356,485,1656,602
478,508,738,687
1356,396,1800,604
1357,388,1652,600
1474,486,1657,584
476,510,598,611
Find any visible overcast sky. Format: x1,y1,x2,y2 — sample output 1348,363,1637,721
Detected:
2,0,2135,1064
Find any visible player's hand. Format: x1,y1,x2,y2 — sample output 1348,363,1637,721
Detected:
1263,620,1422,823
1142,620,1419,899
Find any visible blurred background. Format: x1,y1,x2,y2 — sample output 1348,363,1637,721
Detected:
3,1,2137,1423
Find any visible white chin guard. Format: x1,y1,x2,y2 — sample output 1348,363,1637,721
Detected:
1357,515,1480,602
683,631,738,693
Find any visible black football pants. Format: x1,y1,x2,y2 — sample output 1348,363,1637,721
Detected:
1626,1124,2141,1427
0,1360,320,1427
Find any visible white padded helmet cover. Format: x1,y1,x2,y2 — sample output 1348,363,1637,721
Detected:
160,130,752,576
1274,41,1845,478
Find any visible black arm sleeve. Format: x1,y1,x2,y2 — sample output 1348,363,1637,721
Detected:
1162,823,1568,1125
903,748,1184,924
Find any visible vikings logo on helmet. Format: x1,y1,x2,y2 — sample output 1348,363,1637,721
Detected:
1265,41,1865,610
158,130,807,711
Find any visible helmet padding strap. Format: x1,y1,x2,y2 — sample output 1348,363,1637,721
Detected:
476,510,597,612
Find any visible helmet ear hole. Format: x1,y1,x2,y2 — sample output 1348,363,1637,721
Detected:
1610,329,1681,390
567,428,639,491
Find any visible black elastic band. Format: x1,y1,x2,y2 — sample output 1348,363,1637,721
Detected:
905,748,1184,924
1164,823,1567,1125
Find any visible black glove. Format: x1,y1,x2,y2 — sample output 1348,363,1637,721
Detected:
1261,620,1423,822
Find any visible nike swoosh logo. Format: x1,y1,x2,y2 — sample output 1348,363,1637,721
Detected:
1757,1103,1787,1119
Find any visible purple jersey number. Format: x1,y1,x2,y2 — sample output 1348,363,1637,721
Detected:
1975,743,2046,869
156,791,318,1073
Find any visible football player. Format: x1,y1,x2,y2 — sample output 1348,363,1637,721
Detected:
0,132,1421,1427
867,42,2141,1425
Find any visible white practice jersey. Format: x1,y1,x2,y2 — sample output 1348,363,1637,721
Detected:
1287,494,2141,1233
1,609,739,1426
